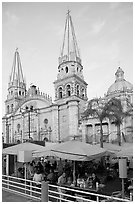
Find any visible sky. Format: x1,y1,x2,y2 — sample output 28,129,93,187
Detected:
2,2,133,115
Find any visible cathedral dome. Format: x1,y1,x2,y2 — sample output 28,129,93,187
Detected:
107,67,133,95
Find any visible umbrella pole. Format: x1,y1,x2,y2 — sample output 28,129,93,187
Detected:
73,161,76,184
122,178,125,198
25,163,27,193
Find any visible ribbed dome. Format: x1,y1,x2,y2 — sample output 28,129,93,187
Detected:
107,67,133,95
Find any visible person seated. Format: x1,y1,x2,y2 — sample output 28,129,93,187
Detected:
57,159,63,177
86,174,93,187
17,167,24,178
52,160,57,171
58,172,67,186
33,167,44,186
91,172,100,189
47,169,56,184
27,162,35,180
67,177,73,186
45,161,51,175
36,161,44,174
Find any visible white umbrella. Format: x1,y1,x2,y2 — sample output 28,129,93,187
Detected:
95,143,122,152
32,142,59,157
50,140,113,182
116,145,133,157
2,142,46,155
50,140,112,161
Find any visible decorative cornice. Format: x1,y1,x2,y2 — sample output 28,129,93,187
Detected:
54,74,88,86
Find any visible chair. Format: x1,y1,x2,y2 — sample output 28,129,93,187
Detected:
111,191,122,198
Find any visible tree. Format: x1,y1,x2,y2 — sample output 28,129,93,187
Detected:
104,98,132,146
82,97,132,147
82,98,108,148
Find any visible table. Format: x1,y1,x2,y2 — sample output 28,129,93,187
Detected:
61,183,105,201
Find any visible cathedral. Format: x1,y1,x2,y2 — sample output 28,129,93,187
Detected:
2,12,133,144
2,12,87,144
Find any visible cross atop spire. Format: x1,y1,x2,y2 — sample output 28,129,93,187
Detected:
66,9,70,16
59,11,81,65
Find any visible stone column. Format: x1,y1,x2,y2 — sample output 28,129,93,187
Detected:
68,100,79,137
36,112,40,141
82,122,87,142
6,119,9,143
51,104,59,142
2,118,7,143
11,116,14,143
21,114,25,143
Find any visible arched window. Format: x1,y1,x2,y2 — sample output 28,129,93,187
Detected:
58,87,63,99
11,104,14,112
66,85,71,97
76,85,80,96
7,105,9,114
17,140,21,144
17,124,20,133
44,118,48,124
82,88,85,99
43,137,48,142
65,66,68,73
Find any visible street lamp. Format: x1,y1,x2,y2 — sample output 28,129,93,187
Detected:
20,106,38,141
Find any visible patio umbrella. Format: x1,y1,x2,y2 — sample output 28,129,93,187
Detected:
95,143,122,153
116,144,133,158
2,142,46,180
50,140,112,161
50,140,113,183
2,142,46,155
32,142,59,157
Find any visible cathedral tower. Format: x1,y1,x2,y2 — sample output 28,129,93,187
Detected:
5,49,26,115
54,11,88,139
54,11,88,104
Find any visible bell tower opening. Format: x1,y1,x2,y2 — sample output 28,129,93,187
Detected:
58,87,63,99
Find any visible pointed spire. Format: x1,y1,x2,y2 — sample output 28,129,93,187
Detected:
59,11,81,65
9,48,25,85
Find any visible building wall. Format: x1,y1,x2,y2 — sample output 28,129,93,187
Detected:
59,103,69,141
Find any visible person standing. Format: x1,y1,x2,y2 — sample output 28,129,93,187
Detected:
33,166,44,189
47,169,56,184
57,172,67,201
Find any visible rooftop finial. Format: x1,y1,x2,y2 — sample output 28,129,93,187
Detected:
16,47,18,52
67,10,70,16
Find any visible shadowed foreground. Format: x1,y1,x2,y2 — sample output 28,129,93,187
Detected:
2,190,40,202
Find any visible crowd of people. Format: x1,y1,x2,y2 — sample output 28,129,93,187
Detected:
15,157,103,189
14,156,132,199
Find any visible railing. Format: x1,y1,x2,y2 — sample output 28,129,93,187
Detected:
2,175,41,201
2,175,131,202
48,184,130,202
